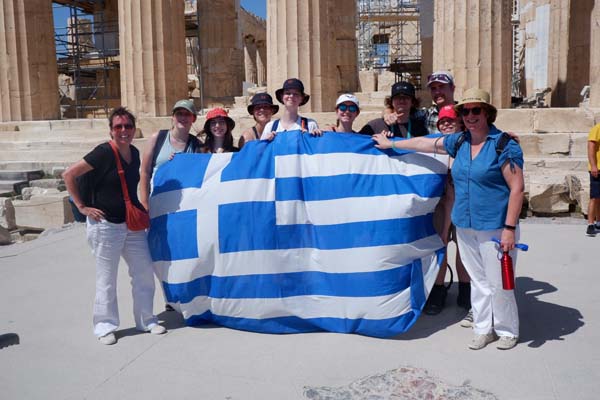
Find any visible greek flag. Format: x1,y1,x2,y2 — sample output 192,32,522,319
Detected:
147,131,447,338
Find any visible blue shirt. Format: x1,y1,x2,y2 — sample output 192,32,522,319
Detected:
443,125,524,230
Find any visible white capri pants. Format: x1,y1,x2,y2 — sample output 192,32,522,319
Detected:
87,218,158,337
456,227,520,338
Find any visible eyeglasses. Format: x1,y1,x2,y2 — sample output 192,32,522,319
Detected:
427,74,452,84
460,107,483,117
113,123,134,130
337,104,358,113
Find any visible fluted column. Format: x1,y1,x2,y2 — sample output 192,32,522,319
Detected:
256,40,267,86
0,0,59,121
244,36,258,84
591,0,600,107
433,0,512,107
268,0,357,112
118,0,187,116
198,0,243,101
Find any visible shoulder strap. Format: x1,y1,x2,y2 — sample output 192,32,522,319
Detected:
496,132,512,155
301,117,308,132
454,132,467,154
108,141,132,204
252,126,259,139
151,129,169,172
185,134,201,153
272,119,280,132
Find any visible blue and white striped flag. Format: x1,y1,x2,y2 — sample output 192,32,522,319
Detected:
148,130,447,338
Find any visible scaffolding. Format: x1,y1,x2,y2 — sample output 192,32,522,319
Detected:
53,0,119,119
357,0,422,86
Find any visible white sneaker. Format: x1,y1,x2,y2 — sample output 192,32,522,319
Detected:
150,324,167,335
460,309,473,328
468,333,497,350
98,332,117,345
497,336,518,350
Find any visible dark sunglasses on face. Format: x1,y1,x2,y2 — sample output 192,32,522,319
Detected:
337,104,358,113
460,107,483,117
113,123,134,130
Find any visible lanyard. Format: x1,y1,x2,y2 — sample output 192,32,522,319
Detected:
392,119,411,138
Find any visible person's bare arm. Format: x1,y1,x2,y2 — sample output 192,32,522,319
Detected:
62,160,103,221
500,162,525,251
372,133,447,154
139,132,160,211
588,140,599,178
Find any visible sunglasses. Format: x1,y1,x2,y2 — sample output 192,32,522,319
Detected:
460,107,483,117
337,104,358,113
113,123,134,130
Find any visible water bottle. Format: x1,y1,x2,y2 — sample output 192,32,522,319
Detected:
501,251,515,290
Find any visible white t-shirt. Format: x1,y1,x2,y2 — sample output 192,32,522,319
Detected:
260,116,319,139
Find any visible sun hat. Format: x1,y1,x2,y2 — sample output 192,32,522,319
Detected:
203,107,235,132
172,99,197,116
427,71,454,87
247,92,279,115
391,81,416,100
455,88,497,113
335,94,360,108
275,78,310,106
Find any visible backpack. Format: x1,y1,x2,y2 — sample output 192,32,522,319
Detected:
150,129,201,172
454,131,512,155
271,117,309,133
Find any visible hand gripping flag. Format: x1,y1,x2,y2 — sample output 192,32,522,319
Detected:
148,131,447,338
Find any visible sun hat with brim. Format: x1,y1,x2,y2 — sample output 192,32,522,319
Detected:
335,93,360,108
247,92,279,115
275,78,310,106
203,107,235,132
455,88,497,113
172,99,197,116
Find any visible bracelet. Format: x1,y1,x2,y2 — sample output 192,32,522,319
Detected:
504,224,516,231
391,140,396,150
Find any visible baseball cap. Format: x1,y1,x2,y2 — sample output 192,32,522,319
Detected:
172,99,197,116
335,94,360,108
427,71,454,87
391,81,416,100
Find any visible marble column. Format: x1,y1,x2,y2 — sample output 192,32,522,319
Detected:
0,0,59,121
244,35,258,84
118,0,187,116
267,0,357,112
198,0,243,101
433,0,512,107
256,40,267,86
591,0,600,107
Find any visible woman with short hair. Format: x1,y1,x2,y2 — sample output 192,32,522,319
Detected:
372,88,525,351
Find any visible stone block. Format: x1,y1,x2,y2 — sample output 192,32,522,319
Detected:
0,198,16,230
13,193,74,229
533,108,595,133
49,119,94,131
136,117,171,138
377,71,396,93
359,71,378,92
0,225,11,245
519,133,571,157
496,109,534,133
21,187,61,201
571,133,590,157
29,179,65,189
528,175,573,214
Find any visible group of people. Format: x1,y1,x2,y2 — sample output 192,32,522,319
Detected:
63,72,526,351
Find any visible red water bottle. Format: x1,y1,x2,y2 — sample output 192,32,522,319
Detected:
501,251,515,290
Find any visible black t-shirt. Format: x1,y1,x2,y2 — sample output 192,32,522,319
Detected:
83,142,144,224
359,114,429,138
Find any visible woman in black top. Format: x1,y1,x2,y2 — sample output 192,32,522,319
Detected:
63,107,166,345
238,93,279,148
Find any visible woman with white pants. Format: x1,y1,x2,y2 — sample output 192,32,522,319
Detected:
373,88,525,350
63,107,166,345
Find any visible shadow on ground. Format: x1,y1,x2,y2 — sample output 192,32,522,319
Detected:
516,276,584,348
